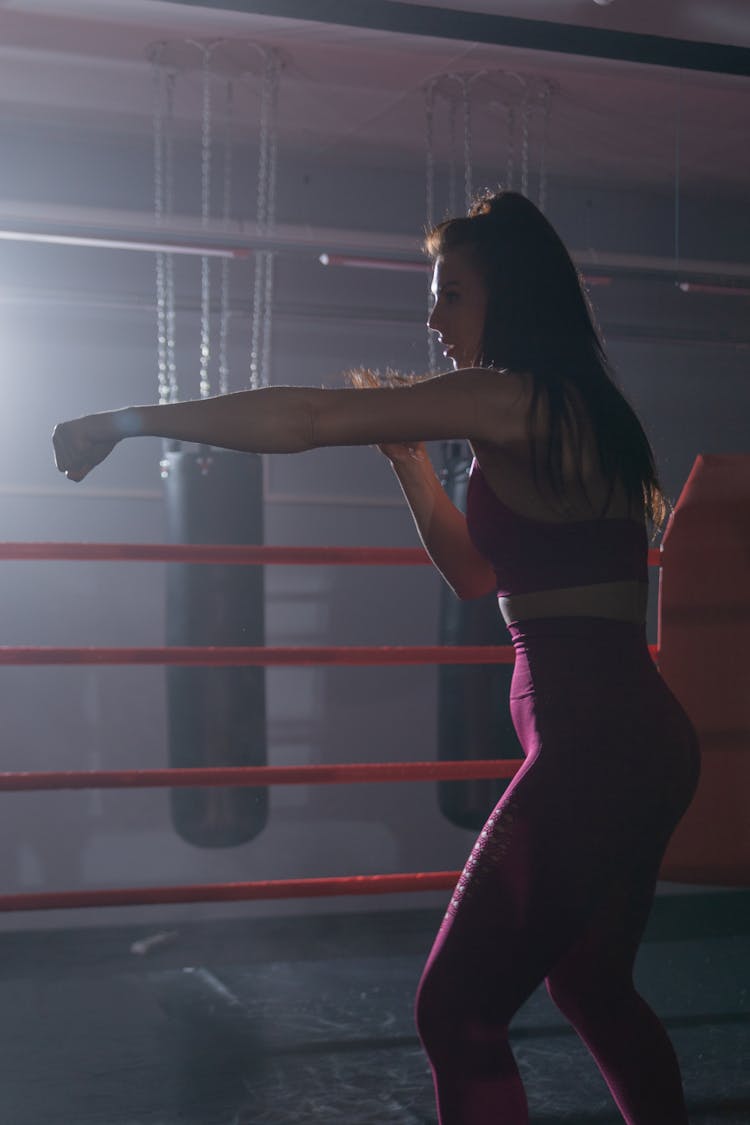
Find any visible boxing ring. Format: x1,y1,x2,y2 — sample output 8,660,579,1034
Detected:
0,539,658,915
1,454,747,917
0,454,747,1125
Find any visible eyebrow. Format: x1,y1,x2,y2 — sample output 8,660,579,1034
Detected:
431,279,461,295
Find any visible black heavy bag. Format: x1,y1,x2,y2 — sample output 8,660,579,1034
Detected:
163,448,267,847
437,443,523,831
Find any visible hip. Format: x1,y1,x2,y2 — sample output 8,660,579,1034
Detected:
508,619,700,769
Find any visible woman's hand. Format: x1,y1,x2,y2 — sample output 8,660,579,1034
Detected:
376,440,428,467
52,413,120,482
344,368,429,467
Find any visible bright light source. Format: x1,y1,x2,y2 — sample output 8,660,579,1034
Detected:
678,281,750,297
0,230,249,259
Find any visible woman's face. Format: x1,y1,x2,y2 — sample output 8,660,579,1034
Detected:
427,247,488,370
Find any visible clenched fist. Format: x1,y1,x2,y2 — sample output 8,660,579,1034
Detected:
52,413,121,483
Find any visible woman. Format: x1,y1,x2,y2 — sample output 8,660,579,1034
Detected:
53,190,700,1124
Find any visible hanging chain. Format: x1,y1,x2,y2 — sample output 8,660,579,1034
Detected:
447,92,458,218
164,69,178,403
198,44,217,399
150,42,285,400
250,52,270,389
218,78,234,396
249,71,267,390
249,267,266,390
538,82,553,213
425,80,436,230
520,86,530,198
461,75,473,211
261,53,280,389
152,49,169,407
250,48,280,389
506,101,515,190
674,71,682,273
250,52,269,389
424,79,438,374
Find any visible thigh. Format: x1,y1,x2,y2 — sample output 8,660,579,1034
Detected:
545,849,662,1002
421,755,616,1022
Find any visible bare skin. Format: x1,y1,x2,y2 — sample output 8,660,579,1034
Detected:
52,248,645,614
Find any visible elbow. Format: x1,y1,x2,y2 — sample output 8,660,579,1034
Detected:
441,563,497,602
454,580,497,602
457,589,489,603
261,388,318,453
302,395,318,452
453,555,498,602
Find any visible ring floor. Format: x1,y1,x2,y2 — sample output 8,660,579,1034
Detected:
1,890,747,1124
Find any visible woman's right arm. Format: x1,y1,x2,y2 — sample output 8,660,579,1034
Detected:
388,446,497,601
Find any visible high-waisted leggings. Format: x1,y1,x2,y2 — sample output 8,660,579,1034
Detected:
415,618,701,1125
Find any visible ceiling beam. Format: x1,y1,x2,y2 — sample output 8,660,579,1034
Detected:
159,0,750,77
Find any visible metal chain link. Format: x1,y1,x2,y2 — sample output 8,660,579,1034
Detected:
266,54,280,232
152,50,169,407
461,75,473,211
249,263,266,391
506,101,515,191
448,92,458,218
424,79,438,373
538,82,553,213
261,53,280,389
164,69,178,403
674,71,682,273
520,87,530,198
150,41,284,399
250,54,267,389
250,50,273,390
218,78,234,396
198,44,217,399
425,80,436,230
199,270,211,399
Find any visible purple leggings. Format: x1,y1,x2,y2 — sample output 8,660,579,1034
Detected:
415,618,700,1125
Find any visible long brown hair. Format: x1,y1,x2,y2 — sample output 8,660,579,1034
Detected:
424,189,668,531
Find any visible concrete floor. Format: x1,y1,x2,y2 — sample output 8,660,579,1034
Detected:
0,891,747,1124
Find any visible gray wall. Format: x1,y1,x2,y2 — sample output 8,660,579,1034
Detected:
0,110,748,931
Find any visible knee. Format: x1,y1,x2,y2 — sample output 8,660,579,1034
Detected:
545,971,577,1018
415,963,507,1068
546,962,598,1015
546,967,632,1025
414,964,447,1054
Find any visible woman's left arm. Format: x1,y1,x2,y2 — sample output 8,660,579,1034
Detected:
53,369,527,481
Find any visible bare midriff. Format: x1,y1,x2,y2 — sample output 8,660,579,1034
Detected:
498,580,649,627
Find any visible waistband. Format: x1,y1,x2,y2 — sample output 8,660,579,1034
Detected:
498,580,648,628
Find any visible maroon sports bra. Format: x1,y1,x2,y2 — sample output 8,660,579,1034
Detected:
466,458,648,599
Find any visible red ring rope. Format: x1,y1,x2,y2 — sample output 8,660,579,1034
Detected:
0,645,517,666
0,759,522,793
0,543,429,565
0,872,463,913
0,539,663,913
0,644,658,666
0,542,664,568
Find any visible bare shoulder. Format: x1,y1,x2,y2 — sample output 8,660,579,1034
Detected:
474,378,646,523
442,365,531,402
432,365,532,446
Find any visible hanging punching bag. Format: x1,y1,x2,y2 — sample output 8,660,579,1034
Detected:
162,447,267,847
437,443,523,831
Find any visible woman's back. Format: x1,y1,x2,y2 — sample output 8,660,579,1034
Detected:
472,374,646,528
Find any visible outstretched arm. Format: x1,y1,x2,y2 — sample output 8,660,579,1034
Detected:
52,368,527,481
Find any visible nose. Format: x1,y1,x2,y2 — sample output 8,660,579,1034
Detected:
427,301,441,334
